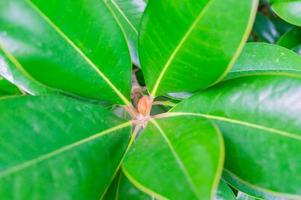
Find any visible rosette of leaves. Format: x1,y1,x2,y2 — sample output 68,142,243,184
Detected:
0,0,301,199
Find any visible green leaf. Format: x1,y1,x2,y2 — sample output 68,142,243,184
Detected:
104,171,154,200
236,192,259,200
0,0,131,104
252,13,280,43
277,27,301,54
271,0,301,26
226,42,301,80
140,0,258,97
223,171,289,200
0,95,132,199
0,77,21,96
105,0,146,66
216,180,236,200
0,48,54,95
123,116,224,200
173,75,301,198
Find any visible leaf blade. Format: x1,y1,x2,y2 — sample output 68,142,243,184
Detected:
0,0,131,104
173,75,301,198
139,0,258,96
271,0,301,26
0,95,132,199
123,116,224,200
105,0,146,66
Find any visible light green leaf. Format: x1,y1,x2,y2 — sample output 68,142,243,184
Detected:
123,116,224,200
271,0,301,26
140,0,258,97
173,75,301,198
216,180,236,200
105,0,146,66
277,27,301,54
0,77,21,96
0,0,131,105
226,42,301,80
0,95,132,199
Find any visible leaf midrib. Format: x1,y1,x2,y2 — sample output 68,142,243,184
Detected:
0,121,131,179
26,0,131,105
150,0,215,96
159,112,301,140
106,0,138,35
150,119,200,199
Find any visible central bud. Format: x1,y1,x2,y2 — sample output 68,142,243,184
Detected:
135,95,153,127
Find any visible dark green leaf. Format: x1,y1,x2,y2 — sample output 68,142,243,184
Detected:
140,0,258,97
173,75,301,198
0,77,21,96
253,13,280,43
277,27,301,54
123,116,224,199
0,0,131,104
0,95,132,199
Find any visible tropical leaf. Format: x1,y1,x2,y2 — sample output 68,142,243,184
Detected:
0,48,53,95
105,0,146,66
0,77,21,96
0,0,131,104
277,27,301,54
252,13,280,43
215,180,236,200
140,0,258,97
226,42,301,80
123,116,224,200
0,95,132,199
173,75,301,198
271,0,301,26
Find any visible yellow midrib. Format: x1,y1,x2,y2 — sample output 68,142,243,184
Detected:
159,112,301,140
107,0,138,35
150,0,215,97
26,0,131,105
0,121,131,178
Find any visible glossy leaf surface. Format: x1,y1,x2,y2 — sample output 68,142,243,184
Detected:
0,0,131,104
216,180,236,200
173,76,301,198
271,0,301,26
106,0,146,66
123,116,224,200
226,42,301,80
0,77,21,96
0,48,54,95
223,171,289,200
253,13,280,43
236,192,259,200
0,96,132,199
140,0,258,96
277,27,301,54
